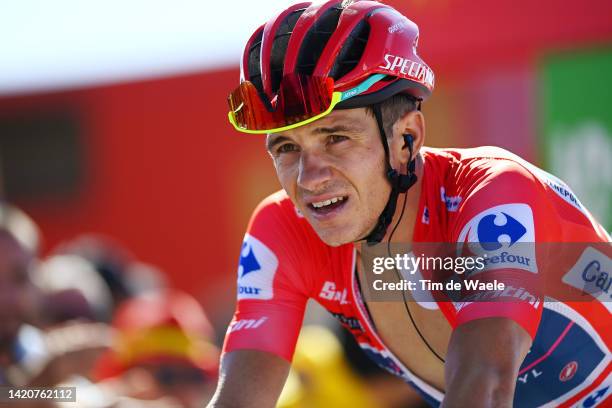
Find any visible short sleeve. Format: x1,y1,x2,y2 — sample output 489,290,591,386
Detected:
222,194,311,361
448,161,554,339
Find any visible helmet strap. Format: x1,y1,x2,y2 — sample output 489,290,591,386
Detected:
364,104,417,244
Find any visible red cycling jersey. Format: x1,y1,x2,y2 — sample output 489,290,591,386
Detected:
223,146,611,407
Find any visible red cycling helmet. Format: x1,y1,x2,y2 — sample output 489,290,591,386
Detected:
229,0,434,243
228,0,434,134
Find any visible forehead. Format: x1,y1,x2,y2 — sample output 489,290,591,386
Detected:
268,108,373,141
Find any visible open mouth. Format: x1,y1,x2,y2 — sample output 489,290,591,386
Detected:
308,196,348,215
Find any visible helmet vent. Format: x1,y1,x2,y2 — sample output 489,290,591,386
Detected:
247,29,265,95
329,20,370,80
270,9,308,94
296,4,343,77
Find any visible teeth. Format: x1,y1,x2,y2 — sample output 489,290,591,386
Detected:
312,196,344,208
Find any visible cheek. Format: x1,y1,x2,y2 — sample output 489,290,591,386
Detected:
363,169,390,208
273,159,297,193
358,146,387,180
347,150,389,202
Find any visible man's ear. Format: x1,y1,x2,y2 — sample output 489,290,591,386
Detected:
390,110,425,167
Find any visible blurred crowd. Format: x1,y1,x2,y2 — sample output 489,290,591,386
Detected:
0,201,218,407
0,200,426,408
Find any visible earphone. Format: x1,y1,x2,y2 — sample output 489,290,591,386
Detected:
386,133,417,193
402,132,414,150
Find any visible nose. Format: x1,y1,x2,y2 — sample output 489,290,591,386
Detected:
297,150,333,192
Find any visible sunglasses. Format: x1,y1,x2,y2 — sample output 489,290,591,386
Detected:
227,73,386,134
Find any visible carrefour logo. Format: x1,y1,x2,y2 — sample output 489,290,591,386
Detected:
477,212,527,251
237,234,278,300
239,241,261,278
458,203,537,274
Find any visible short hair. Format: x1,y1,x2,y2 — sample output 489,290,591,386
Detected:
365,94,418,139
0,202,41,254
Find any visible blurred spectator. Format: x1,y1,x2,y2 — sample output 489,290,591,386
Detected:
53,234,167,313
278,326,427,408
35,254,115,323
0,201,41,255
0,202,112,394
94,289,219,407
0,202,43,385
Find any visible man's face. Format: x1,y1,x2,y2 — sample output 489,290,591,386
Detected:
0,232,36,351
267,108,390,246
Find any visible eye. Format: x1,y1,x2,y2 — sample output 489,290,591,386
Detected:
276,143,299,154
328,134,349,145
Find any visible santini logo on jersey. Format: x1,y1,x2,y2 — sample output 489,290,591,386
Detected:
237,234,278,300
457,203,537,274
227,317,268,333
453,284,541,312
379,54,434,88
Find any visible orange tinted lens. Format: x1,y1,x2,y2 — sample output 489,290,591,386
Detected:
228,81,278,131
228,75,334,132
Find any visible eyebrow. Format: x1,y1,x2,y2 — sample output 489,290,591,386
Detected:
312,124,365,135
266,124,365,152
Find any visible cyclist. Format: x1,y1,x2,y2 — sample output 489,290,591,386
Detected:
210,1,611,407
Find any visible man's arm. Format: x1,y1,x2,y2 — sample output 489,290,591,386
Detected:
207,349,291,408
442,318,531,408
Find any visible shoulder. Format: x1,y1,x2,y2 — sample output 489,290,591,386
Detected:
423,146,549,217
425,147,558,243
424,145,540,178
422,146,546,198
